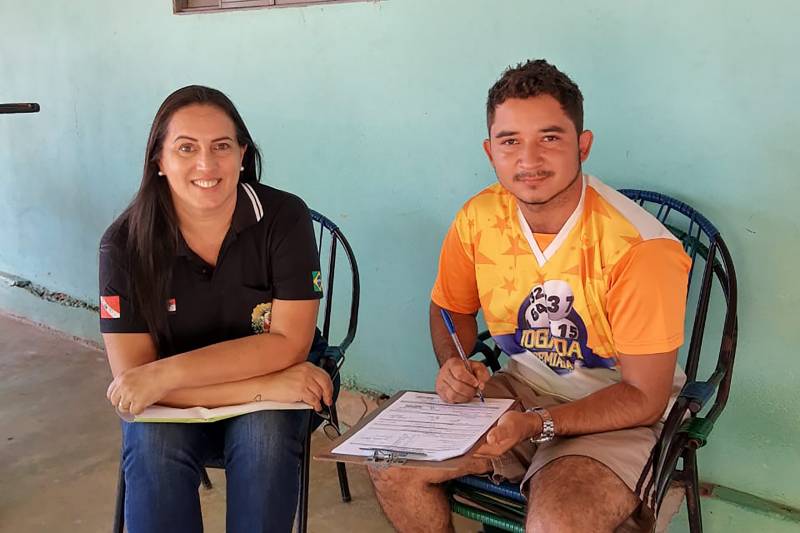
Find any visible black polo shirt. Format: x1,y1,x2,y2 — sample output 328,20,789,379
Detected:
99,182,323,357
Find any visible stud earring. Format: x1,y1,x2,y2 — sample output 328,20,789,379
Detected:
240,166,244,171
158,171,164,176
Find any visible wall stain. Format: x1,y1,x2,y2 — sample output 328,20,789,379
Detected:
1,271,98,312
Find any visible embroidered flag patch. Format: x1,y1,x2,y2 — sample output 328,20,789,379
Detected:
312,271,323,293
251,302,273,334
100,296,121,319
167,298,176,313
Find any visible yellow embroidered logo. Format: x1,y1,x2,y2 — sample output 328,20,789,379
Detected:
251,302,273,334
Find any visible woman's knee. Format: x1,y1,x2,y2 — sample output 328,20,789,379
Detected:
123,423,204,469
224,410,309,469
229,408,307,436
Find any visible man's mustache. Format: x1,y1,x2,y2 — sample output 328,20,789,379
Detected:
514,170,555,180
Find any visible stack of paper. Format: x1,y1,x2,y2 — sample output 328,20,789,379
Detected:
332,392,514,461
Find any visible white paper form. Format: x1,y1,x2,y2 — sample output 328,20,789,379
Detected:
332,392,515,461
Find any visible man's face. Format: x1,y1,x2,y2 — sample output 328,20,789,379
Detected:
483,95,593,207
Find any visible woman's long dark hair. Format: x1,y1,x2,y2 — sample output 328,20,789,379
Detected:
122,86,262,354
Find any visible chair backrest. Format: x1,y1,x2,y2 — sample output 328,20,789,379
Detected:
619,190,739,513
309,210,360,357
298,211,360,532
619,190,738,421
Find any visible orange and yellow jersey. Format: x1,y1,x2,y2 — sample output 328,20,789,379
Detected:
432,175,691,401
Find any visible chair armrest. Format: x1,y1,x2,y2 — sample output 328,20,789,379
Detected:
323,346,345,364
680,417,714,449
679,380,716,414
452,476,527,504
470,331,502,373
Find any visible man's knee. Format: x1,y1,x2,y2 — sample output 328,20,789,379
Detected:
368,464,451,493
369,456,493,493
525,456,638,532
370,465,424,488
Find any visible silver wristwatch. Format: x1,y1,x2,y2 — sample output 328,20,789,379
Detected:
526,407,555,444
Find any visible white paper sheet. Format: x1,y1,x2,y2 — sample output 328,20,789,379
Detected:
332,392,515,461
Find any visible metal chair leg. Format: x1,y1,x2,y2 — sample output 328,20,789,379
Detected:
684,449,703,533
297,413,313,533
113,460,125,533
335,462,351,503
328,402,351,502
200,468,213,490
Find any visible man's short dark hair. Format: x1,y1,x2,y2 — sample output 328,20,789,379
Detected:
486,59,584,134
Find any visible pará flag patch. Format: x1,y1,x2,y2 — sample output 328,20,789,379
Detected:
100,296,121,319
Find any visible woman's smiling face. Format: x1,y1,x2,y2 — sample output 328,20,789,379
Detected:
158,103,247,216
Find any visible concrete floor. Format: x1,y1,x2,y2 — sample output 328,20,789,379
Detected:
7,311,794,533
0,313,481,533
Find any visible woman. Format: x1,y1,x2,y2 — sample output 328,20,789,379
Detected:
99,85,333,533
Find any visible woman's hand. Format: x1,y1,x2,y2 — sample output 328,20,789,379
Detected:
107,362,171,415
260,362,333,411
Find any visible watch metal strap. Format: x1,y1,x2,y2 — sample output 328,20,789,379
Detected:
527,407,555,443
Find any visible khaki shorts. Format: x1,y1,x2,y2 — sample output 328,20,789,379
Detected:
483,372,659,531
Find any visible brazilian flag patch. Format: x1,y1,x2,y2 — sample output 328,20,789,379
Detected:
312,271,323,293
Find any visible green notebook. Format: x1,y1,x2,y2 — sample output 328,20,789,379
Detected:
117,400,311,423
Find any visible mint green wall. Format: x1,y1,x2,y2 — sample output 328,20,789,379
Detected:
2,0,798,511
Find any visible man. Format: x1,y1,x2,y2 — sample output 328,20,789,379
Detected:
369,59,691,532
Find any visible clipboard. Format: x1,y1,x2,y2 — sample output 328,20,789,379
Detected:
314,390,518,470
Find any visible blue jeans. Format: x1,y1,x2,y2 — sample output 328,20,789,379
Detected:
122,409,310,533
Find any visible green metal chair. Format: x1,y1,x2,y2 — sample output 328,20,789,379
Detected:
448,189,738,533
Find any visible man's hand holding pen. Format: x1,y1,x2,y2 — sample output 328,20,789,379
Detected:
435,357,490,403
437,307,488,403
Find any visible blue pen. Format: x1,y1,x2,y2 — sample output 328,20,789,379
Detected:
439,308,486,403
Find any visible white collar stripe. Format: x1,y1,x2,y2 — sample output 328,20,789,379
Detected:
517,209,547,267
586,175,677,242
517,174,587,268
241,183,263,221
544,175,587,259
